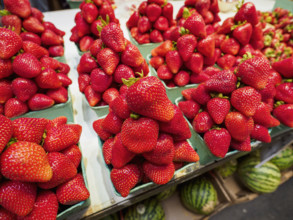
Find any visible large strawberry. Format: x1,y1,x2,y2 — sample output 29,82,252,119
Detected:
272,57,293,78
183,12,206,38
125,76,175,122
0,141,53,182
3,0,31,18
273,104,293,127
0,115,13,154
11,77,38,102
234,2,259,26
13,53,42,78
0,14,22,34
275,82,293,104
143,161,175,185
252,102,280,128
100,22,125,53
0,28,22,59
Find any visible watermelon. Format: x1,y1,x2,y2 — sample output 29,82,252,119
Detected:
180,177,218,215
124,198,165,220
156,185,177,201
215,159,238,178
270,146,293,171
237,157,281,193
101,213,119,220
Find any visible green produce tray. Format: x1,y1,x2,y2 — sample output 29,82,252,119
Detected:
273,0,293,11
75,43,85,56
54,55,67,64
67,0,82,9
82,94,110,118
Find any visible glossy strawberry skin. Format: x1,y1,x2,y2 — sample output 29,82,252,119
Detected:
230,137,251,151
101,111,123,134
183,12,206,38
96,48,120,75
251,124,271,143
192,111,214,133
3,0,31,18
109,95,131,119
0,28,22,59
22,16,45,34
102,138,114,165
13,53,42,78
253,102,280,128
0,80,13,104
11,78,38,102
28,94,55,111
0,115,13,154
177,34,197,62
275,82,293,104
0,58,13,79
1,14,22,35
207,98,230,125
93,119,112,141
143,161,175,185
272,57,293,78
165,50,183,74
173,141,199,163
84,85,101,106
101,22,125,53
178,100,200,120
90,68,113,93
234,2,259,26
121,44,144,68
61,145,82,168
4,98,28,118
273,104,293,127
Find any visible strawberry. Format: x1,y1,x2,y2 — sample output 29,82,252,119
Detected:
0,80,13,104
154,16,169,31
46,116,67,131
12,117,48,144
253,102,280,128
61,145,81,168
143,161,175,185
234,2,259,26
272,57,293,78
202,66,221,77
35,68,62,89
159,105,191,141
214,34,226,48
204,69,237,94
138,1,148,15
137,16,151,34
43,124,81,152
127,11,139,29
13,53,42,78
250,124,271,143
204,128,231,158
151,40,173,57
102,138,114,165
143,133,175,165
173,141,199,162
121,43,144,68
57,73,72,87
82,3,98,24
1,14,22,35
109,95,131,119
150,56,164,70
0,28,22,59
146,3,162,22
90,20,102,37
22,41,49,59
273,104,293,127
197,35,215,58
237,56,271,90
207,98,230,125
0,115,13,154
84,85,101,106
191,84,211,105
178,100,200,120
203,47,221,66
220,38,240,55
101,22,125,52
217,54,236,70
192,111,214,133
110,164,141,197
102,87,119,105
157,65,173,80
97,48,120,75
99,2,116,22
22,16,44,33
182,88,197,100
150,29,164,43
4,98,28,118
203,12,214,25
120,117,159,154
177,34,197,62
101,111,123,134
90,68,113,93
230,137,251,151
89,39,103,57
0,58,13,79
114,64,134,84
22,190,58,220
232,23,253,46
0,181,36,216
163,26,181,41
93,119,112,141
165,50,183,74
231,86,262,117
217,17,234,34
3,0,31,18
184,53,204,74
48,45,64,57
28,94,55,111
38,152,77,189
275,82,293,104
56,173,90,205
174,70,190,87
133,59,150,77
78,74,91,93
79,36,94,52
125,76,175,122
162,2,174,22
40,56,61,70
41,29,62,46
0,141,53,182
183,12,206,38
0,207,16,219
195,0,210,15
47,87,68,104
78,52,98,74
148,0,165,6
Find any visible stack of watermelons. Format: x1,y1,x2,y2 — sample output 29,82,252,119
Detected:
215,159,238,179
270,145,293,171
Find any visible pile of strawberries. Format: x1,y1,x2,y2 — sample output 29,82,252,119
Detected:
0,28,72,118
260,7,292,63
77,21,149,107
93,76,199,197
70,0,119,52
127,0,176,44
1,0,66,57
0,115,89,219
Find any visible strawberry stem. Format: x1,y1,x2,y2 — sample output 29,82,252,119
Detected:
231,20,247,31
122,74,142,87
236,0,245,11
162,0,168,7
182,7,191,19
7,137,17,147
241,52,254,62
0,9,11,16
274,101,285,108
130,113,140,119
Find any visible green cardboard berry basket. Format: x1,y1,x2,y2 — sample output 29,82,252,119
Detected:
75,43,85,56
67,0,82,9
54,55,67,64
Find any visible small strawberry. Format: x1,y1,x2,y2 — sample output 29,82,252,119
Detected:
22,16,44,33
232,23,253,46
195,0,210,15
35,68,62,89
57,73,72,87
150,29,164,43
165,50,183,74
234,2,259,26
28,94,55,111
272,57,293,78
151,40,173,57
183,12,206,38
203,47,221,66
133,59,149,77
78,52,98,74
41,29,62,46
0,180,36,216
1,14,22,34
173,70,190,87
164,26,181,41
191,84,211,105
3,0,31,18
101,22,125,52
102,87,119,104
90,68,113,93
207,97,230,124
162,2,174,22
13,53,42,78
0,115,13,154
157,65,173,80
230,137,251,151
177,34,197,62
82,3,98,24
143,161,175,185
138,1,148,15
275,82,293,104
4,98,28,118
146,3,162,22
114,64,135,84
79,36,94,52
154,16,169,32
173,141,199,163
102,138,114,165
109,95,131,119
61,145,81,168
22,41,49,59
110,164,141,197
204,128,231,158
217,17,234,34
121,43,144,67
253,102,280,128
184,53,204,74
273,104,293,127
216,54,236,70
231,86,262,117
43,21,64,36
40,56,61,70
202,66,221,77
56,173,90,205
0,141,53,182
192,111,214,133
84,85,101,106
0,58,13,79
101,111,123,134
47,87,68,104
20,32,41,45
137,16,151,34
250,124,271,143
150,56,165,70
182,88,197,100
126,11,139,29
99,2,116,22
93,119,112,141
48,45,64,57
178,100,200,120
0,80,13,104
197,35,215,58
97,48,120,75
220,38,240,55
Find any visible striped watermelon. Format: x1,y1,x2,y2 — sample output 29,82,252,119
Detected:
156,185,177,201
124,198,165,220
180,177,218,215
270,146,293,171
238,157,281,193
215,159,238,178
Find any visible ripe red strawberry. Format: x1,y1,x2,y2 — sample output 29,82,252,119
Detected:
121,44,144,67
174,70,190,87
0,181,36,216
61,145,81,168
251,124,271,143
46,116,68,131
93,119,112,141
137,16,151,34
165,50,183,74
56,173,90,205
272,57,293,78
4,98,28,118
143,133,175,165
23,190,58,220
48,45,64,57
234,2,259,26
22,41,48,59
173,141,199,162
84,85,101,106
99,2,116,22
207,98,230,125
1,14,22,34
204,128,231,158
230,137,251,151
40,56,61,70
3,0,31,18
192,111,214,133
0,58,13,79
143,161,175,185
146,3,162,22
22,16,45,33
20,32,41,45
102,87,119,105
90,68,113,93
217,54,236,70
109,95,131,119
0,141,53,182
183,12,206,38
220,38,240,55
163,2,173,22
231,86,262,117
78,52,98,74
0,80,13,104
191,84,211,105
154,16,169,31
253,102,280,128
237,56,271,90
102,138,114,165
13,53,42,78
151,40,173,57
185,53,204,74
120,117,159,154
13,117,48,144
133,59,149,77
205,69,237,94
47,87,68,104
43,21,64,36
275,82,293,104
157,65,173,80
58,63,70,75
0,207,16,219
81,3,98,24
0,115,13,154
101,22,125,52
197,35,215,58
97,48,120,75
203,47,221,66
0,28,22,59
159,105,191,141
150,56,164,70
57,73,72,87
232,23,253,46
38,152,77,189
101,111,123,134
194,0,210,14
182,88,197,100
114,64,135,84
125,76,175,122
178,100,200,120
177,34,197,62
273,104,293,127
79,36,94,52
217,17,234,34
110,164,141,197
150,29,164,42
41,29,62,46
127,11,139,29
148,0,165,6
35,68,62,89
28,94,55,111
